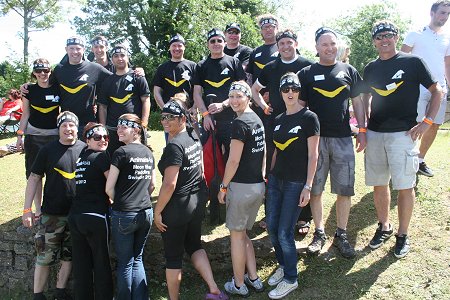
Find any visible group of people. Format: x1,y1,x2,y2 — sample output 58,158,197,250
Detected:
13,1,449,299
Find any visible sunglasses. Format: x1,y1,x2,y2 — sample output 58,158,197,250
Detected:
281,86,300,94
227,30,240,35
160,114,179,121
34,69,50,74
374,33,396,40
209,39,224,44
92,134,109,142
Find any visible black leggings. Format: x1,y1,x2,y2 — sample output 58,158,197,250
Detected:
68,213,113,300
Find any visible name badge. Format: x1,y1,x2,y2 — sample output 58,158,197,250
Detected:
45,95,55,101
274,125,280,131
255,52,262,58
125,75,133,82
386,83,397,90
314,74,325,81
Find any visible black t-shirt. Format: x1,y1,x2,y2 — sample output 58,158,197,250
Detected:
257,56,313,119
272,108,320,182
31,139,86,215
247,43,279,82
298,62,364,137
26,83,60,129
97,70,150,127
151,59,197,104
53,60,112,124
72,148,110,214
363,52,436,132
231,111,265,183
158,130,203,197
193,55,246,122
111,143,154,211
224,44,253,65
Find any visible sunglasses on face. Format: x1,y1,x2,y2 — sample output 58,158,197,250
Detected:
209,39,224,44
227,30,239,35
374,33,396,40
92,134,109,142
281,86,300,94
160,114,179,122
34,69,50,74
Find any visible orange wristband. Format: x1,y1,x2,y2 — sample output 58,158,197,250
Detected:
359,128,367,133
23,208,32,214
264,107,270,115
422,118,433,125
202,111,209,117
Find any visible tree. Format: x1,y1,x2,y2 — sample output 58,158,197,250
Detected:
0,60,30,96
0,0,65,64
330,2,410,73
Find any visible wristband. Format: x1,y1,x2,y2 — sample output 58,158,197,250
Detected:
17,129,24,136
219,183,228,193
23,208,32,214
202,111,209,117
358,128,367,133
422,117,433,125
264,106,270,115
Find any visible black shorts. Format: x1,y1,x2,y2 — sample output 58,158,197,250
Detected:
24,134,58,178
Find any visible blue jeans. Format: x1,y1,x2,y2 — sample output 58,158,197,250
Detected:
266,174,303,283
111,208,153,300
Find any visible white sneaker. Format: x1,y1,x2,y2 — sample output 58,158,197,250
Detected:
268,267,284,286
224,277,249,297
268,280,298,299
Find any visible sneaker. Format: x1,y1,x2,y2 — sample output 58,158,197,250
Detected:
418,162,434,177
307,230,327,255
53,289,72,300
333,232,356,258
244,274,265,292
394,234,410,258
369,223,393,249
224,278,250,297
33,293,47,300
268,267,284,286
268,280,298,299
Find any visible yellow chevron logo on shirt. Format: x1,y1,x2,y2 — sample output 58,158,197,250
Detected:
273,137,299,151
371,81,404,96
255,61,265,69
205,77,230,88
164,78,186,87
110,93,133,104
31,105,59,114
54,167,76,179
60,83,88,94
313,85,348,98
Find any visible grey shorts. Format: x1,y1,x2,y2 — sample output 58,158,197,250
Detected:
226,182,265,231
416,87,447,125
365,130,419,190
311,136,355,196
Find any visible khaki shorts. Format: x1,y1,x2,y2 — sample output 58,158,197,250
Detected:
365,130,419,190
416,87,447,125
226,182,265,231
311,136,355,196
36,214,72,266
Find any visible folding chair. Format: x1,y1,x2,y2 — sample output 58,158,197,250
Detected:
0,111,22,134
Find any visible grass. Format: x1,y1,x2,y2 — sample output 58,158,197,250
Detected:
0,128,449,300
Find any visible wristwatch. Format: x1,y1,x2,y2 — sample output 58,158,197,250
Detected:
303,184,312,191
219,183,228,193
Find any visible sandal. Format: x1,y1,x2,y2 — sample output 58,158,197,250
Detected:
205,290,229,300
297,221,310,235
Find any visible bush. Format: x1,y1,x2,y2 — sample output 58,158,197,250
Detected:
148,111,163,131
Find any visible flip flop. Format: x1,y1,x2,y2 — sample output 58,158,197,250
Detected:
297,221,310,235
205,290,229,300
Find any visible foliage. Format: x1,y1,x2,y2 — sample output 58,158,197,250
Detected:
0,0,66,64
0,60,30,96
330,2,410,73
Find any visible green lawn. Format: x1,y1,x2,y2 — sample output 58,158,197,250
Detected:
0,129,449,299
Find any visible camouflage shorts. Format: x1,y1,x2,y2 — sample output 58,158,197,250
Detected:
35,214,72,266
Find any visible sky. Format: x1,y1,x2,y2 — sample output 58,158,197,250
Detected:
0,0,438,64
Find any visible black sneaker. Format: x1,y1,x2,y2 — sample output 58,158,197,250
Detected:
333,232,356,258
307,230,327,255
418,162,434,177
369,223,393,249
394,234,410,258
53,289,72,300
33,293,47,300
